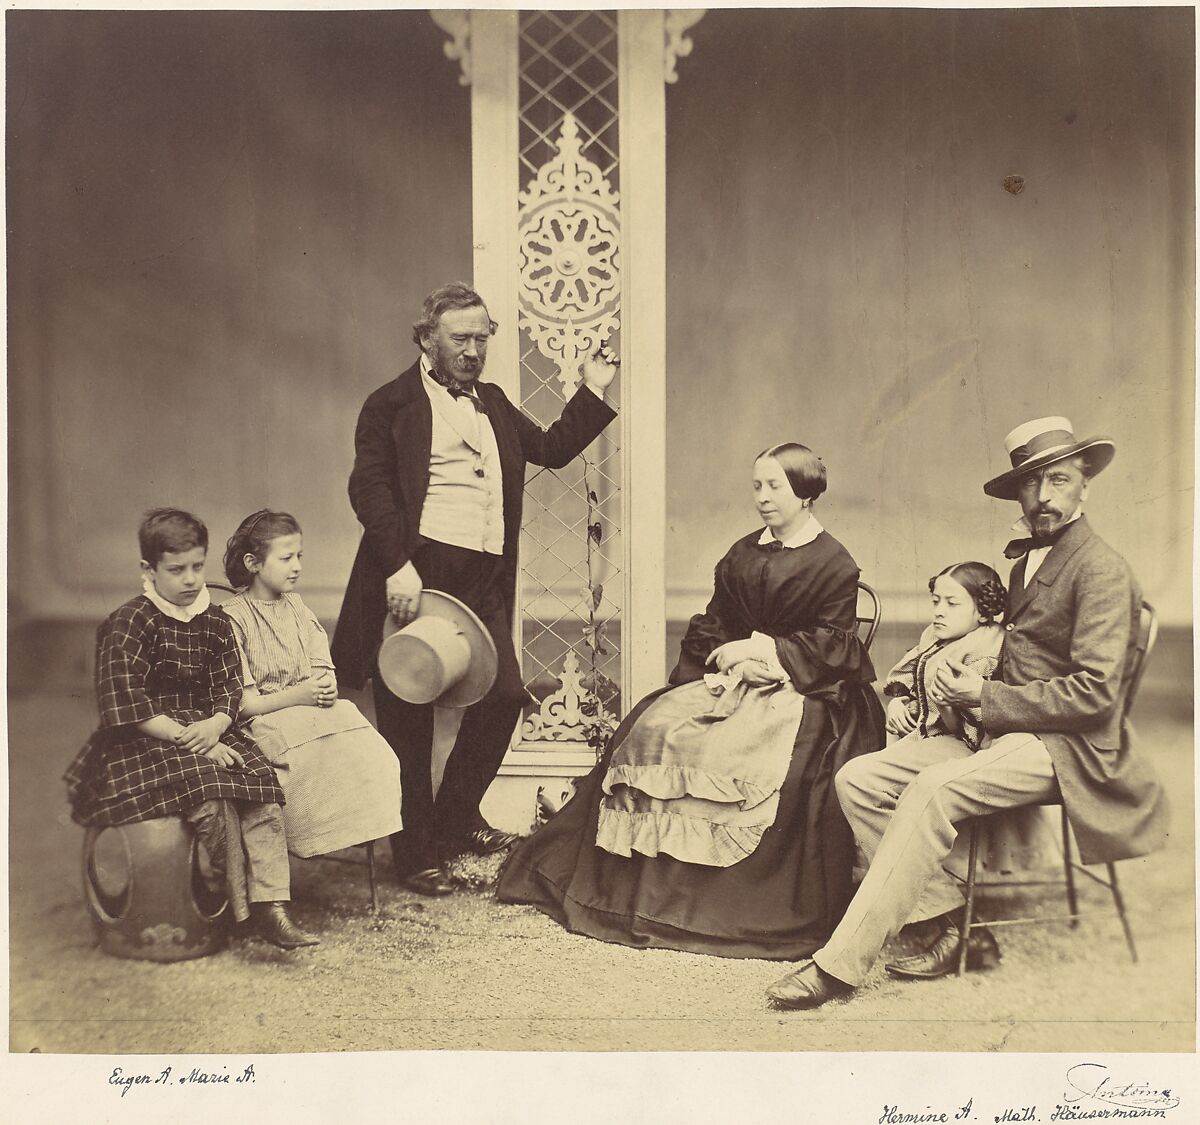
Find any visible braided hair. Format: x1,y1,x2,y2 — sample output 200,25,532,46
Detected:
223,509,302,589
928,561,1007,623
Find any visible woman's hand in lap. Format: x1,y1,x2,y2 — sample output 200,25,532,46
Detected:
736,660,786,686
707,640,757,672
295,679,324,707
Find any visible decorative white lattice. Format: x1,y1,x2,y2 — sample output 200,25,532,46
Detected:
517,114,621,395
433,10,707,91
516,11,624,741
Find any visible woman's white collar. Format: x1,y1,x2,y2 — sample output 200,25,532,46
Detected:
758,516,824,549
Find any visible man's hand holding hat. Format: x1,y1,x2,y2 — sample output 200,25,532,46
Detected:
378,589,499,709
386,560,424,626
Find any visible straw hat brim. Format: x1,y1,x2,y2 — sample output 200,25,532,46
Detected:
379,590,498,708
983,437,1115,500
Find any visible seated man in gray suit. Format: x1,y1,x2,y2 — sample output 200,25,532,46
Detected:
766,416,1167,1009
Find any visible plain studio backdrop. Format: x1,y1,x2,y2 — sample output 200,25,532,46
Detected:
7,8,1192,669
3,4,1195,1104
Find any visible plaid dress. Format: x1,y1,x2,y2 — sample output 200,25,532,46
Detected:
64,595,284,827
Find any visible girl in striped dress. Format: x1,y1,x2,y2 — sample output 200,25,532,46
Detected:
220,510,402,861
65,508,319,948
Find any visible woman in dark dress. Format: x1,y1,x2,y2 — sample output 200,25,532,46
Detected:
497,443,886,960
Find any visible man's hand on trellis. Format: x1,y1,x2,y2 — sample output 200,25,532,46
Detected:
580,343,620,397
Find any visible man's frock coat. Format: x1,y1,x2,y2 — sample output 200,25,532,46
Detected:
981,516,1167,864
332,359,616,691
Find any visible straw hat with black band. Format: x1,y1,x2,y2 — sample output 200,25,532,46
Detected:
983,416,1115,501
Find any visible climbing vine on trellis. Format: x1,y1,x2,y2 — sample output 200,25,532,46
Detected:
579,456,618,760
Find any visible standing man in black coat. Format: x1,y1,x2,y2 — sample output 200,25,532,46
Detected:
332,282,619,896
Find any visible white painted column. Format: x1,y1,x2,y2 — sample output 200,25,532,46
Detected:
426,12,522,788
618,10,669,701
469,11,520,402
455,10,681,829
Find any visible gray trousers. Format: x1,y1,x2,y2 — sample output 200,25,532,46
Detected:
813,731,1057,987
189,799,291,922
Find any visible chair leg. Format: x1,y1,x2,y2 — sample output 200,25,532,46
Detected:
366,840,378,914
957,821,981,977
1061,808,1079,927
1106,862,1138,964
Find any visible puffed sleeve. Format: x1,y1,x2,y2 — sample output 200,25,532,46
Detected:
772,562,876,694
95,607,158,727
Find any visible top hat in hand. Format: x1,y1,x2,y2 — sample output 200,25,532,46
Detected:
378,590,498,708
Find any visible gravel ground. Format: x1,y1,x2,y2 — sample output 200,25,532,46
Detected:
8,692,1195,1054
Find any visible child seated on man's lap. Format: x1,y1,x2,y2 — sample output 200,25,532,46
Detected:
883,561,1007,751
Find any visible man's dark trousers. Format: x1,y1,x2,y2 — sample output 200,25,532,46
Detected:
373,540,527,876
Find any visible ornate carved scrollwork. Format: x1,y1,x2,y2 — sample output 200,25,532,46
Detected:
431,10,472,86
664,10,706,84
517,114,621,394
521,650,615,742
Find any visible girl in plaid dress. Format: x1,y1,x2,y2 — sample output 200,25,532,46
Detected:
64,508,319,949
219,510,401,859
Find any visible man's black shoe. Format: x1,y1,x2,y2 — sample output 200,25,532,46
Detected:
442,826,521,859
885,919,1001,979
765,960,855,1010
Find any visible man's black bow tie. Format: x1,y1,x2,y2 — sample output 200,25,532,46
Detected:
758,538,785,553
1004,523,1069,560
444,382,486,413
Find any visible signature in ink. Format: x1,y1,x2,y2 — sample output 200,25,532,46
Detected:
108,1063,257,1096
1062,1063,1180,1111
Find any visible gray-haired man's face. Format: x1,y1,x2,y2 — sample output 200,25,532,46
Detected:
423,305,492,386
